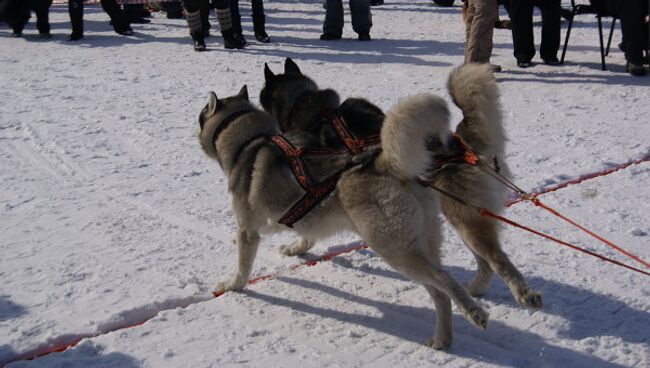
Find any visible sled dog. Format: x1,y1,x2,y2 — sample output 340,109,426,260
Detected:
198,85,488,349
260,59,543,309
260,58,384,150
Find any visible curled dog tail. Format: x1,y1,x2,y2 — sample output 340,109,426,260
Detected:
448,63,507,169
377,93,450,179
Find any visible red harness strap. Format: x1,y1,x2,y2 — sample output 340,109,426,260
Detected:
328,112,381,154
271,135,342,227
271,112,381,227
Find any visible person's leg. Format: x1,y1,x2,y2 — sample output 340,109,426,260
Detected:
99,0,132,34
182,0,208,50
510,0,535,65
349,0,372,39
229,0,244,35
465,0,497,64
251,0,270,42
199,0,211,36
68,0,84,40
538,0,561,63
322,0,344,39
214,0,246,48
615,0,648,75
124,4,149,24
34,0,53,36
3,0,31,36
165,1,184,19
617,0,647,63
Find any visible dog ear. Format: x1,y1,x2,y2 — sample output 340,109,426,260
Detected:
284,58,301,75
207,91,220,115
238,85,249,101
264,63,275,81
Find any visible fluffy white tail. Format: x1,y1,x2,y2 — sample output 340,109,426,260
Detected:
378,93,450,179
448,63,506,161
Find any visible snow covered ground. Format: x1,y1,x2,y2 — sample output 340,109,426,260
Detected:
1,1,649,367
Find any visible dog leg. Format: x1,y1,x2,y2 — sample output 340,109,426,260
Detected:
466,251,493,297
424,285,453,350
448,212,543,309
341,183,488,334
408,255,488,330
354,228,490,332
214,230,260,292
279,237,314,256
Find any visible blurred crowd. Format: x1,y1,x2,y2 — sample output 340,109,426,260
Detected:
0,0,648,76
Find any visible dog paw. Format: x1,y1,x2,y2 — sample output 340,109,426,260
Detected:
516,289,543,309
464,306,489,330
279,241,308,256
213,277,246,294
425,336,451,350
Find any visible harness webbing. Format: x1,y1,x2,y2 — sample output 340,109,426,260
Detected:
271,112,381,227
328,112,381,154
271,135,342,227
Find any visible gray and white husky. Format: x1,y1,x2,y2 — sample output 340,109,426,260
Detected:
260,61,542,310
199,83,489,349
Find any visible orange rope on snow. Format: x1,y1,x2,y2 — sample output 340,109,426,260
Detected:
508,152,650,207
468,155,650,274
530,197,650,269
479,208,650,277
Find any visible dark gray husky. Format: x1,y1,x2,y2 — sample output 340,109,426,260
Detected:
260,59,543,314
260,58,384,150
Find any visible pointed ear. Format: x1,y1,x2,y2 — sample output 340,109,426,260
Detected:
264,63,275,81
207,91,219,115
238,85,249,101
284,58,301,75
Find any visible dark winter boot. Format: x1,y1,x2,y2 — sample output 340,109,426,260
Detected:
193,36,207,51
186,10,207,51
222,29,246,49
255,32,270,43
217,7,245,49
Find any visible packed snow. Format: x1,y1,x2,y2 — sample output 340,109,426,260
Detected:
1,1,649,367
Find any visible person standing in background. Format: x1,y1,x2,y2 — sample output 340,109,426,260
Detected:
320,0,372,41
463,0,501,72
510,0,561,68
213,0,270,44
180,0,212,51
181,0,252,51
0,0,52,38
68,0,133,41
590,0,648,76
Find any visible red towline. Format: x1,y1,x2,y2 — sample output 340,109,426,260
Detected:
4,154,649,366
1,242,368,367
507,152,650,207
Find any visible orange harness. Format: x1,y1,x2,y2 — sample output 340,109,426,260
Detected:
272,112,381,227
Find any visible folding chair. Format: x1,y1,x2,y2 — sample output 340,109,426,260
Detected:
560,0,619,70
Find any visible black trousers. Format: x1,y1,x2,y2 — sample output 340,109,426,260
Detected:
591,0,649,63
510,0,561,62
31,0,52,34
0,0,51,34
68,0,129,35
